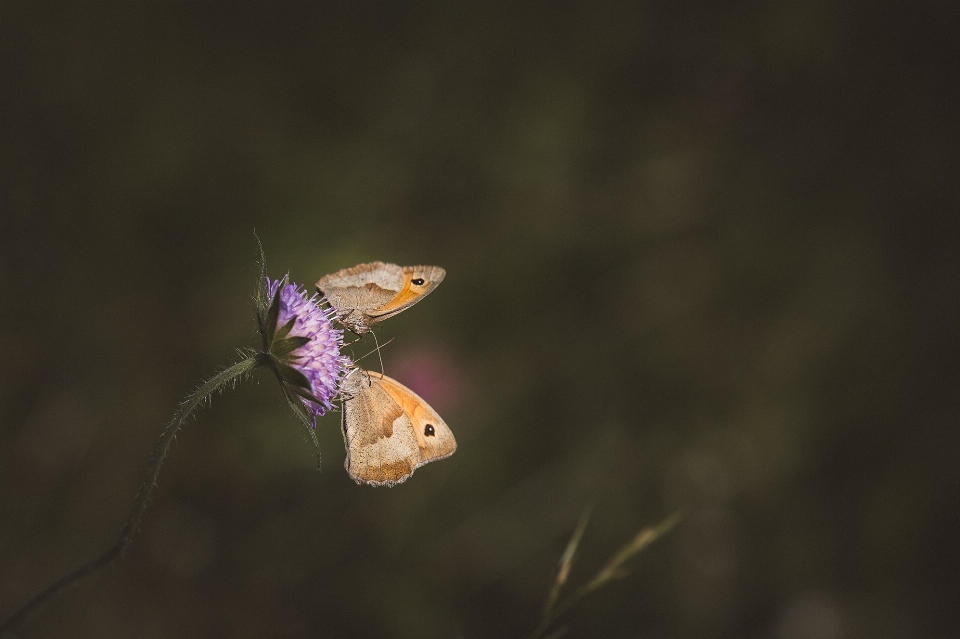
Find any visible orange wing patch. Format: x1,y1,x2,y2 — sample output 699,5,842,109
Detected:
375,373,421,415
375,373,455,458
370,271,420,317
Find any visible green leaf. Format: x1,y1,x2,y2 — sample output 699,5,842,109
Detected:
543,507,592,621
272,361,312,390
272,335,311,358
273,317,297,343
254,232,269,315
279,385,322,469
264,286,282,345
287,383,321,405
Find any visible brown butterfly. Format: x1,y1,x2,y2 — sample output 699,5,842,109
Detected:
339,367,456,487
316,262,445,335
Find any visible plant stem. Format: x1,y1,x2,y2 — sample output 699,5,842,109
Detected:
542,507,592,622
0,355,262,636
525,513,679,639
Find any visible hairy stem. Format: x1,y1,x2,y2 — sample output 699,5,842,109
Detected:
0,355,262,636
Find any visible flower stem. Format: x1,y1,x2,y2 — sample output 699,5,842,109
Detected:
0,355,262,636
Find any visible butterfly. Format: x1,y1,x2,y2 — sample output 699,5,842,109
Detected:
339,367,456,486
316,262,445,335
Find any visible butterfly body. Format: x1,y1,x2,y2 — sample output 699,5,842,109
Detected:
340,367,456,487
316,262,445,334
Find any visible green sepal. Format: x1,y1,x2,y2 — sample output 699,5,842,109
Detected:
272,360,312,390
273,316,296,343
286,383,321,405
263,285,282,345
254,233,270,316
279,384,323,470
271,335,310,358
256,310,268,351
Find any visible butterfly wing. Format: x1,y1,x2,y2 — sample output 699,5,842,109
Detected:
364,265,446,324
340,369,455,487
340,368,419,486
374,372,456,466
316,262,405,334
316,263,445,333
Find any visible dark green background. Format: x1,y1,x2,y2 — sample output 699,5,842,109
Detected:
2,2,958,638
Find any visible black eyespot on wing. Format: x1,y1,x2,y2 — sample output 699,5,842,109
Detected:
424,424,435,436
411,278,425,286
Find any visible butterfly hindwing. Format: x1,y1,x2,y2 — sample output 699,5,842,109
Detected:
340,368,456,487
375,372,456,464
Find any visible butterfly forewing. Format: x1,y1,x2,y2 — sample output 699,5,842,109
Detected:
316,262,445,334
367,265,446,320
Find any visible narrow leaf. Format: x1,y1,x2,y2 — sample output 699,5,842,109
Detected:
543,506,592,621
272,335,311,358
280,385,322,469
583,513,680,593
287,383,321,405
273,317,297,343
273,361,312,390
254,232,269,315
264,286,282,345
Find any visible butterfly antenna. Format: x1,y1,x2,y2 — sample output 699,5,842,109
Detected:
372,330,385,376
354,334,395,376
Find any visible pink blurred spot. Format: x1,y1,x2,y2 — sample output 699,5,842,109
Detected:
387,345,465,413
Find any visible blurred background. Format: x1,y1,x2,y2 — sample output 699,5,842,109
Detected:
1,1,958,638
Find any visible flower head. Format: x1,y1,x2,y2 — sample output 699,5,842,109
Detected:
259,277,348,423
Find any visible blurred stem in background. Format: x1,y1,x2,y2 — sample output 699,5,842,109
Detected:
1,249,347,636
0,355,261,636
526,510,680,639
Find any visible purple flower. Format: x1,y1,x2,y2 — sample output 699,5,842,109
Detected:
261,278,348,422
